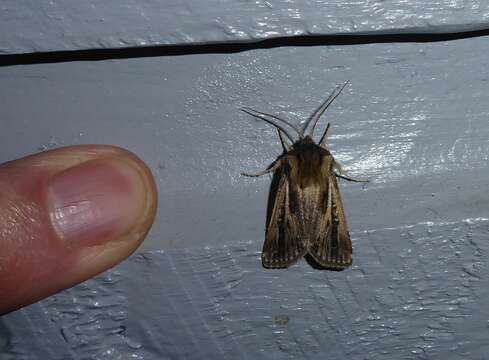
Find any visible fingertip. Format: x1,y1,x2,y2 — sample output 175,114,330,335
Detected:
0,145,158,314
68,146,159,281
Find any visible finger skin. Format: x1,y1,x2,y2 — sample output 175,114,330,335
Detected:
0,145,157,314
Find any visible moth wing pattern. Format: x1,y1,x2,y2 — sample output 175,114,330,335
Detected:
241,82,362,270
262,158,307,268
307,172,352,270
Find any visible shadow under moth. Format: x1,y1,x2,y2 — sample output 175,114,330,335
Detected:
241,82,367,271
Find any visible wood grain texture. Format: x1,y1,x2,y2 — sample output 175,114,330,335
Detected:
2,0,489,54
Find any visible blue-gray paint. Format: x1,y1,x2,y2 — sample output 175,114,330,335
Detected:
2,219,488,359
2,4,489,359
2,0,489,54
1,39,489,250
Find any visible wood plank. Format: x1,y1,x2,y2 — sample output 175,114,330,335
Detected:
2,0,489,54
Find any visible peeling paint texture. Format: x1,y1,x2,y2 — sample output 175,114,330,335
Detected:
2,219,489,359
2,1,489,359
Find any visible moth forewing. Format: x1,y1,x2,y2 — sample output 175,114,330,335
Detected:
307,170,353,270
262,156,306,269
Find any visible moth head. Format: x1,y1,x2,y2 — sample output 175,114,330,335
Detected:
301,135,315,144
292,135,322,151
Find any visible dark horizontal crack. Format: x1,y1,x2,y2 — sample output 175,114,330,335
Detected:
1,28,489,66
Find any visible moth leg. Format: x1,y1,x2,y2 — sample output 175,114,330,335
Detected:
335,172,369,183
333,161,369,183
241,169,273,177
241,159,281,177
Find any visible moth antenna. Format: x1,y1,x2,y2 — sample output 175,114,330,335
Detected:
299,85,340,136
277,128,291,151
318,122,331,146
240,107,298,143
309,81,349,138
241,107,301,136
300,80,349,138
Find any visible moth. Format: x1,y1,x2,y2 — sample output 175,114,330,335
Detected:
241,82,367,270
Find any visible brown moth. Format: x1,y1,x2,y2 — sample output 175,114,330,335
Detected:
241,82,367,270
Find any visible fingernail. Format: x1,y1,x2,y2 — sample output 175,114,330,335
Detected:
47,158,147,246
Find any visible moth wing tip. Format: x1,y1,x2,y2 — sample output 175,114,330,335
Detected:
305,252,353,271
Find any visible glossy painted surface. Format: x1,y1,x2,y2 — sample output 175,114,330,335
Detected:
2,0,489,53
2,39,489,250
2,5,489,359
